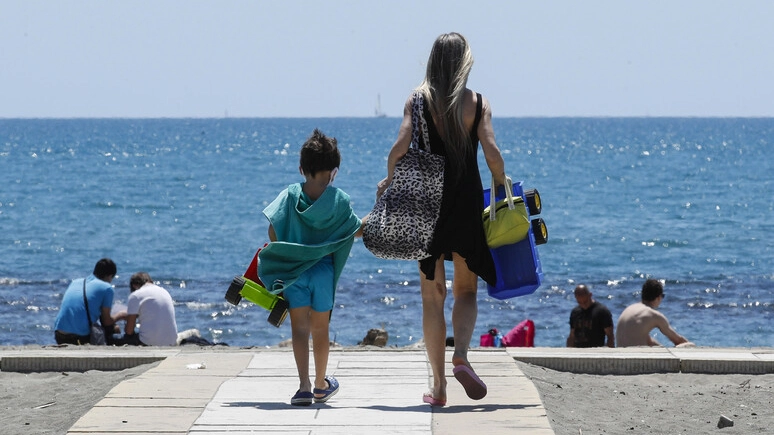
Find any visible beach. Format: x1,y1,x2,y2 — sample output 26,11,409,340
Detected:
2,347,773,435
0,362,158,435
517,362,774,434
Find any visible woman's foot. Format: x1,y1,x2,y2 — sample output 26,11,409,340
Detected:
422,392,447,407
452,364,487,400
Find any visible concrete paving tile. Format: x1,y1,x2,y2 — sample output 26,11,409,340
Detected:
97,397,209,407
304,429,430,435
205,381,429,411
671,349,757,359
67,432,186,435
189,425,429,434
209,396,429,409
336,360,428,369
210,376,426,401
106,374,229,399
756,352,774,361
324,367,429,377
309,428,430,435
150,352,252,375
189,429,311,435
195,402,432,426
69,406,202,433
244,352,297,370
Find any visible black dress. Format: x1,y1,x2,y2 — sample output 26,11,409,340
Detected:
418,93,497,286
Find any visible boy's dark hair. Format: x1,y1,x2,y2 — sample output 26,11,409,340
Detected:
93,258,117,280
641,278,664,302
300,129,340,177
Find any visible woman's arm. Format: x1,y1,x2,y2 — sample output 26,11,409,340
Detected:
376,96,413,197
477,95,506,187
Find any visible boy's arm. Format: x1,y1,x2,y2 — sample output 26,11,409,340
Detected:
354,215,367,238
268,224,277,242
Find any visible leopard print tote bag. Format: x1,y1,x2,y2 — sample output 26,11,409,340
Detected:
363,92,445,260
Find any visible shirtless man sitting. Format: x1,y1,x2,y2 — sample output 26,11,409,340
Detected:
616,279,694,347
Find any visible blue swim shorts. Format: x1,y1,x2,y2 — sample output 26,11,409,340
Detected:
282,256,335,312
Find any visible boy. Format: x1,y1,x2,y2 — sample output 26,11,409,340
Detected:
259,129,363,406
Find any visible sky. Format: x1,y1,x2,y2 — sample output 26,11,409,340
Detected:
2,1,773,118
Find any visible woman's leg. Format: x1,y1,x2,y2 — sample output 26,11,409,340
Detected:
420,257,448,401
448,252,487,399
450,252,479,368
289,306,312,392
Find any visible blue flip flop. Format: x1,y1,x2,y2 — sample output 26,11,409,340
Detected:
291,390,314,406
313,376,340,403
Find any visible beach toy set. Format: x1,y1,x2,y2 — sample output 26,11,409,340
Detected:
483,181,547,300
224,245,289,327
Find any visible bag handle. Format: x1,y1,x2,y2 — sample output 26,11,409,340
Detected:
410,92,431,153
82,277,95,329
489,176,514,222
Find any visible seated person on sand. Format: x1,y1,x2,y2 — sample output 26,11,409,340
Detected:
117,272,179,346
616,278,695,348
567,284,615,348
54,258,126,345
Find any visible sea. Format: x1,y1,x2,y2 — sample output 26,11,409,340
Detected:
1,117,772,349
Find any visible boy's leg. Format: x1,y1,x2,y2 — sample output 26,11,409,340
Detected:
419,257,448,402
289,306,313,392
310,309,331,393
305,257,336,396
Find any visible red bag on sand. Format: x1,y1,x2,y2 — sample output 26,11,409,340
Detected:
479,328,497,347
479,334,495,347
502,319,535,347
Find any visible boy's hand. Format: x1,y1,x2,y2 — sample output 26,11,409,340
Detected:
355,215,368,238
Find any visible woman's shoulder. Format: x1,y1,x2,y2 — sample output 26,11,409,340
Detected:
467,89,490,110
463,89,490,121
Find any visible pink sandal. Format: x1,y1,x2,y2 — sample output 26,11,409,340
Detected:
452,365,487,400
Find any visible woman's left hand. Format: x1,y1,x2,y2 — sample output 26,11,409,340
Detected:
376,177,391,198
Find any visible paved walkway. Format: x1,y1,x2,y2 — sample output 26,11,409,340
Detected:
2,346,773,434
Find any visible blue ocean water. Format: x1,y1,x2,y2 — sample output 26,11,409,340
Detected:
1,117,772,348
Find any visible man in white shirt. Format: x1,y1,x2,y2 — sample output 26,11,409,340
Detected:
122,272,178,346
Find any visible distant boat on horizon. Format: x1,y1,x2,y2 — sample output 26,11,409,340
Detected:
374,94,387,118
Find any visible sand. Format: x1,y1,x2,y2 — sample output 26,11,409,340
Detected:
516,362,774,434
2,357,773,434
0,362,158,435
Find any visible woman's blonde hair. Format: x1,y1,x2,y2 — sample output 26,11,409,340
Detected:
417,32,475,179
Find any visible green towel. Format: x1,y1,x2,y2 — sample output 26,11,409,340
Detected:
259,183,361,295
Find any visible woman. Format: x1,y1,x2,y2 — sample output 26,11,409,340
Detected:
377,32,506,406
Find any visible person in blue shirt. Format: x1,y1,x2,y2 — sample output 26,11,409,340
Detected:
258,129,363,406
54,258,125,345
